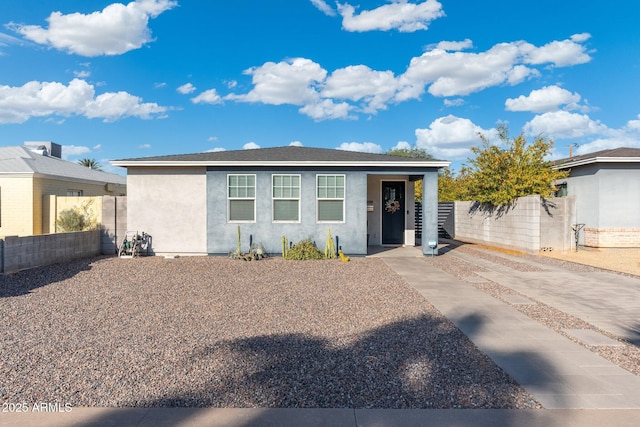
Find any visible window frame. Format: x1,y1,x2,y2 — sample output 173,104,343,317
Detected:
272,174,301,223
227,173,257,223
316,174,346,223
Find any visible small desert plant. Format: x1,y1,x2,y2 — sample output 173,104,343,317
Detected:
324,228,336,259
284,238,325,260
56,200,97,232
230,226,268,261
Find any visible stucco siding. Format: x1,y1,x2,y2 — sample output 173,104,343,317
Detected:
207,170,368,255
127,167,207,255
0,176,34,237
596,165,640,228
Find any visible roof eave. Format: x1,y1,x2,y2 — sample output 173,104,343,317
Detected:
554,156,640,169
110,160,451,168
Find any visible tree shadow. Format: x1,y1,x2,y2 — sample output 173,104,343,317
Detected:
0,257,99,298
73,314,562,426
469,201,515,219
621,322,640,346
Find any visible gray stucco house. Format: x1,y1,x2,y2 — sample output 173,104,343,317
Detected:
554,147,640,247
112,146,449,256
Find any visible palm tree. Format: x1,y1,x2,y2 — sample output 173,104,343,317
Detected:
78,158,102,170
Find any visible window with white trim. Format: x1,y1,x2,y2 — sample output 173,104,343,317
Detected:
273,174,300,222
317,174,345,222
228,174,256,222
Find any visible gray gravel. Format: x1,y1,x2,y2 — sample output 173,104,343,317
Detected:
1,256,538,409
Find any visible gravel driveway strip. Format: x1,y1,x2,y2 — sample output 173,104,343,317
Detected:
1,256,539,409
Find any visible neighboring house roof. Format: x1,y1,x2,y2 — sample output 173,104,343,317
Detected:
554,147,640,169
0,146,126,185
112,146,450,168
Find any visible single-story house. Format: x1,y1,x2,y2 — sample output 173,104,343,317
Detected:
0,142,126,237
112,146,449,256
553,147,640,247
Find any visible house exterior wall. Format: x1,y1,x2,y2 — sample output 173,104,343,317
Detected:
33,176,122,235
564,163,640,246
0,175,34,237
206,170,368,255
127,167,207,255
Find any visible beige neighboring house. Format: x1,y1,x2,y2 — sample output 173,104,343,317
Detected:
0,142,126,237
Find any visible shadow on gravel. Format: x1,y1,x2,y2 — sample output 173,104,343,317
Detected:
73,315,559,427
622,322,640,347
0,257,97,298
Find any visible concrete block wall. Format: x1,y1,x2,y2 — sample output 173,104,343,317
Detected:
454,195,575,254
101,196,127,255
1,230,101,274
539,196,576,252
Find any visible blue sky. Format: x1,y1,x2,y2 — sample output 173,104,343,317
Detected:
1,0,639,174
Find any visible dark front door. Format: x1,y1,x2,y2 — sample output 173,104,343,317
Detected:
382,181,405,245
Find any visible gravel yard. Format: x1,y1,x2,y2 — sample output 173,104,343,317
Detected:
0,256,538,409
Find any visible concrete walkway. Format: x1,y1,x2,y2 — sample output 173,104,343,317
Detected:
382,251,640,410
4,245,640,426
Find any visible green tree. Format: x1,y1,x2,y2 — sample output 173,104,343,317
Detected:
386,147,434,159
462,125,568,206
78,158,101,170
438,168,470,202
386,147,434,202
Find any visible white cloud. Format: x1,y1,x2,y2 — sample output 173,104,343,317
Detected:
177,83,196,94
206,147,226,152
337,142,383,153
208,136,218,142
338,0,445,32
310,0,336,16
435,39,472,51
415,115,495,159
93,144,102,150
191,89,222,104
299,99,354,121
73,70,91,79
625,114,640,132
574,138,640,155
228,58,327,106
323,65,401,113
84,91,168,122
10,0,177,56
405,42,539,97
505,85,581,113
0,32,25,54
138,144,151,149
443,98,464,107
289,141,304,147
0,78,169,123
243,142,260,150
392,141,412,150
404,35,589,97
62,145,91,158
523,111,608,139
224,35,591,120
523,33,592,67
154,82,167,89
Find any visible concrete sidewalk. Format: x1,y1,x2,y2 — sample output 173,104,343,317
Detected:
4,246,640,426
3,407,640,427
